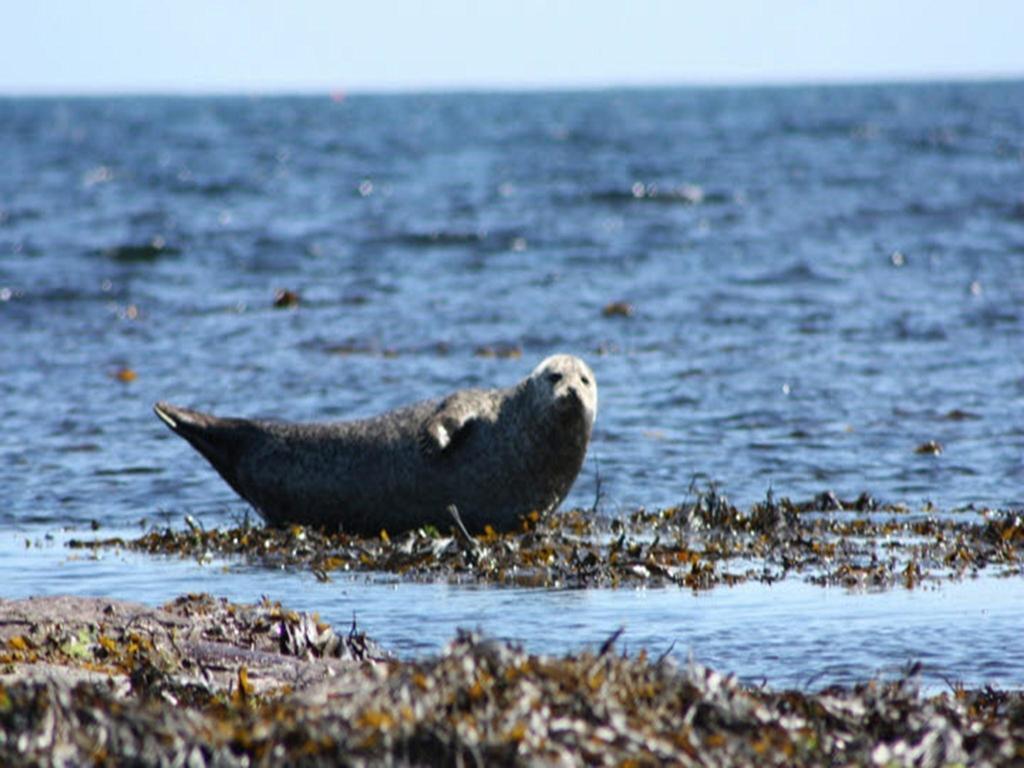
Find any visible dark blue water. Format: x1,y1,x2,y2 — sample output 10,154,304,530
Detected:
3,82,1024,687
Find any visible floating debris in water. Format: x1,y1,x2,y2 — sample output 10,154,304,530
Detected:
273,289,300,309
630,181,705,203
113,367,137,383
601,300,634,318
474,344,523,359
942,409,980,422
915,440,943,455
118,304,140,320
99,238,178,263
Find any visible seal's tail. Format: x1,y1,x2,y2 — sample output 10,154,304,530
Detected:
154,402,252,500
154,401,216,432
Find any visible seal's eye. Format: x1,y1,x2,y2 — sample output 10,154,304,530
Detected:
547,373,563,384
580,376,590,385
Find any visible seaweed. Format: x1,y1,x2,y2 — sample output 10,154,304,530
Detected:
2,595,1023,766
69,489,1024,591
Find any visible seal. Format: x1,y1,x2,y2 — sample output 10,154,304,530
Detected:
154,354,597,535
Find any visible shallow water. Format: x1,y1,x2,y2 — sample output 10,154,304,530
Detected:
8,529,1024,690
3,82,1024,687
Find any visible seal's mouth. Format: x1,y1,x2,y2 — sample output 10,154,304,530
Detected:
554,386,595,426
556,386,583,407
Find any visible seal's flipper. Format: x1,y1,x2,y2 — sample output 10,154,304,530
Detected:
154,401,230,464
153,402,254,501
154,401,192,431
420,394,481,455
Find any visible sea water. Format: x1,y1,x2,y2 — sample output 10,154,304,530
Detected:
2,82,1023,687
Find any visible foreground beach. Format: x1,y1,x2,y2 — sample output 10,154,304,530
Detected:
3,593,1023,767
3,593,1022,767
5,493,1024,766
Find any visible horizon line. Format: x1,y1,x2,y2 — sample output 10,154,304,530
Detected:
2,70,1022,99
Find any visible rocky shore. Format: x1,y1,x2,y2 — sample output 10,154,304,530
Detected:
3,593,1023,766
6,491,1024,765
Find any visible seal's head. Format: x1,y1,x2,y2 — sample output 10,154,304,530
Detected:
528,354,598,432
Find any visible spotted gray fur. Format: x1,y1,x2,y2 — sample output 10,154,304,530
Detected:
154,354,597,535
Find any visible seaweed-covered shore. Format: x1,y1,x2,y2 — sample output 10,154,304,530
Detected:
69,491,1024,590
3,594,1023,767
9,493,1021,764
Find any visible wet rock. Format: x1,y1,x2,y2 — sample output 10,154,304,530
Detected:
0,594,388,697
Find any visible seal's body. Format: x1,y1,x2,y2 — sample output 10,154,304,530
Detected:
154,355,597,534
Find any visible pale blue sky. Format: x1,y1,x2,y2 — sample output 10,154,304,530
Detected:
2,1,1022,95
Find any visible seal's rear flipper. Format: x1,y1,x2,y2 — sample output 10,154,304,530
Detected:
154,402,221,439
154,401,188,431
153,402,251,499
